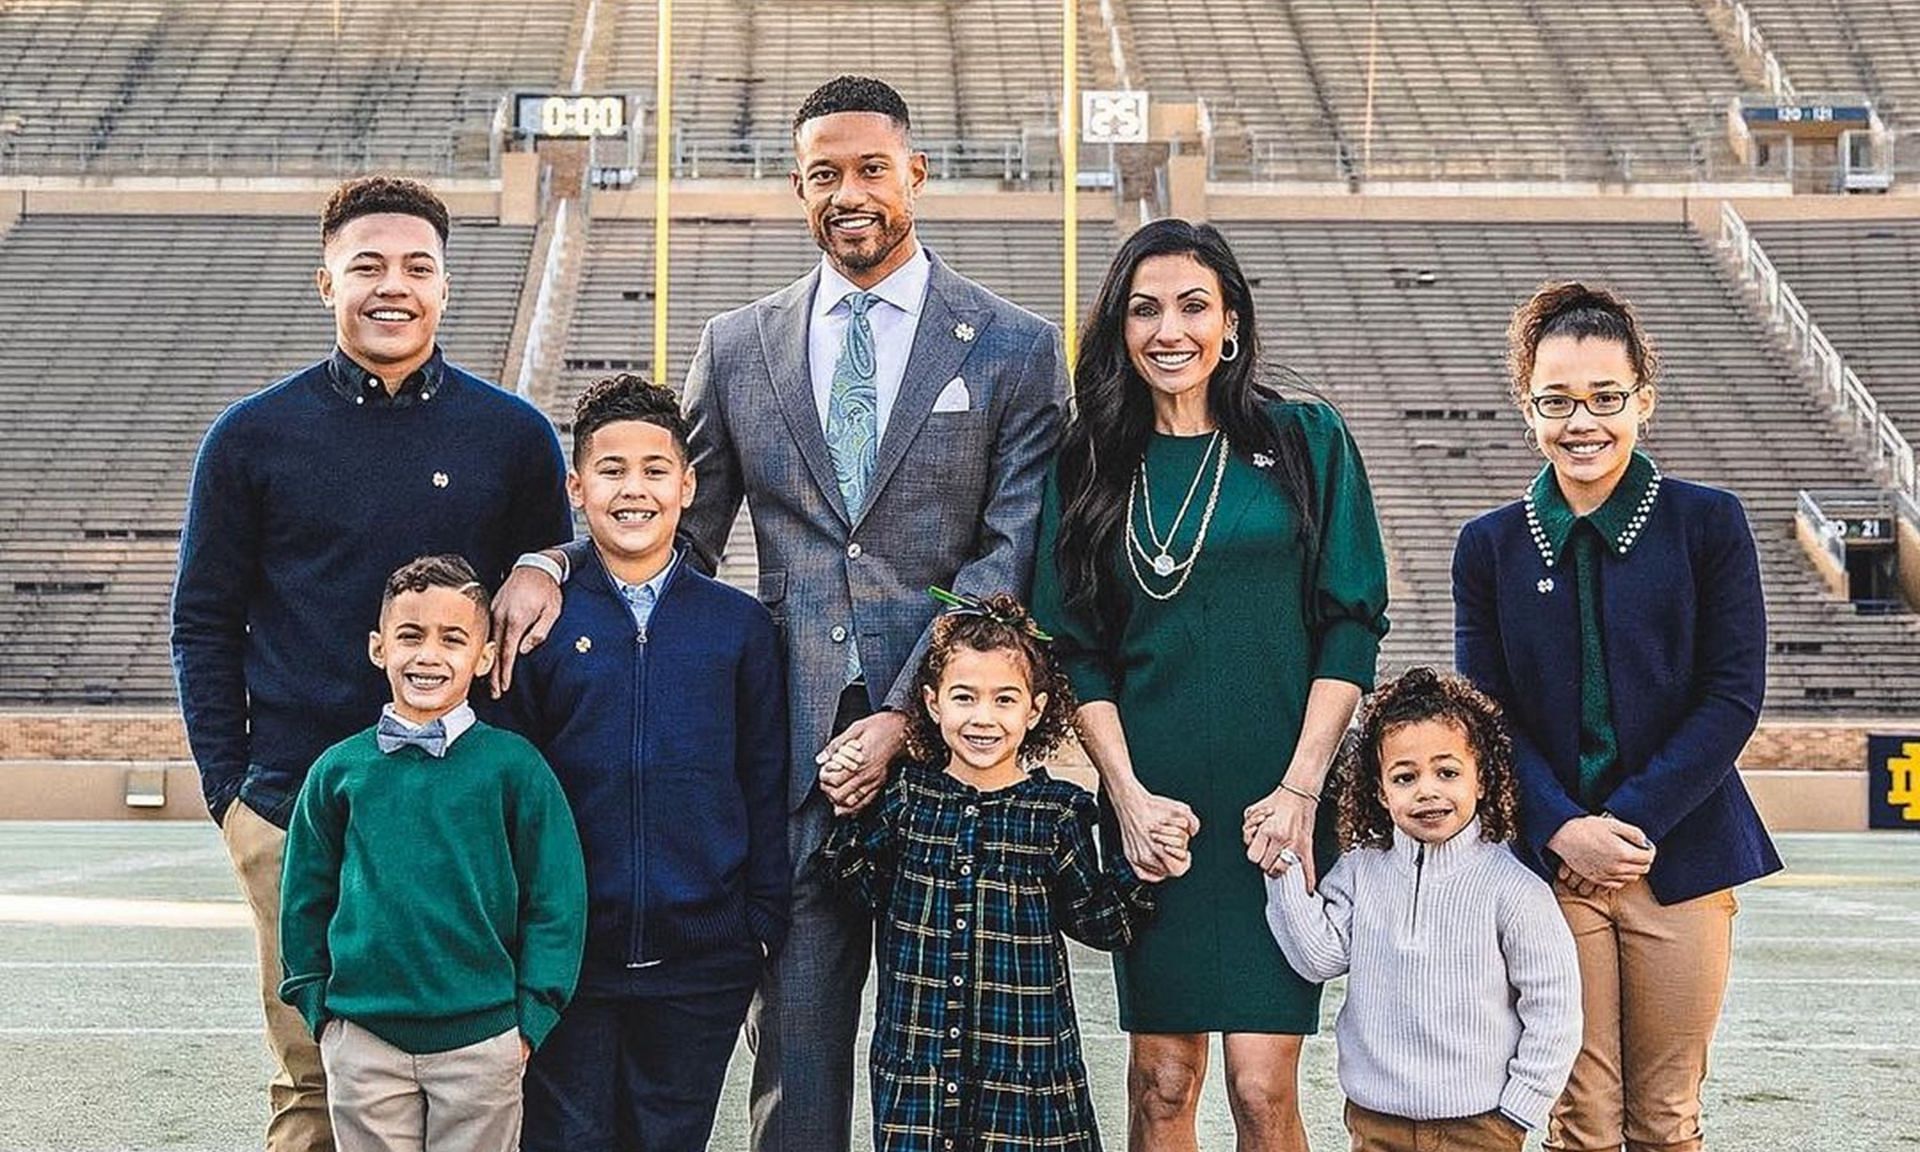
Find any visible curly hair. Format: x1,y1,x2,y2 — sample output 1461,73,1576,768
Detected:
903,594,1077,768
572,372,689,467
321,175,450,248
1333,666,1519,850
1505,280,1660,405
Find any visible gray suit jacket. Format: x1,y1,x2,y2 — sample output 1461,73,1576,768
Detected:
681,250,1068,813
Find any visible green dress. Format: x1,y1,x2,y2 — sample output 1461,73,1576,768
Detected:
1031,401,1389,1033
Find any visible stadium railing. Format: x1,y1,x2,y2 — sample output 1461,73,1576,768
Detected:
1236,135,1725,184
0,138,465,179
1722,202,1918,504
670,132,1061,184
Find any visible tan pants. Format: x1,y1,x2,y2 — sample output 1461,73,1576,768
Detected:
320,1020,524,1152
1345,1101,1527,1152
1546,878,1737,1152
223,799,334,1152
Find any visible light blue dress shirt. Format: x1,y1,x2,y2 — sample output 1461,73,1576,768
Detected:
808,242,932,439
611,552,677,635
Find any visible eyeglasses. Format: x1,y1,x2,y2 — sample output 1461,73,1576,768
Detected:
1525,385,1642,420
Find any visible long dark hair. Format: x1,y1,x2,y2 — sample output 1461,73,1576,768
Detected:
1054,218,1319,646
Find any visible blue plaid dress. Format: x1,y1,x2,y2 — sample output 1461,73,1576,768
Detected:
821,761,1156,1152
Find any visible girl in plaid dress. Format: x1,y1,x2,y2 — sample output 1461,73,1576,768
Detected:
819,591,1189,1152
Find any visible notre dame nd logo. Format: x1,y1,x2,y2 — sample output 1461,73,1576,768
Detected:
1867,735,1920,830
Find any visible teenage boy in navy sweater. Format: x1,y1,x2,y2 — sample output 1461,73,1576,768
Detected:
499,373,790,1152
279,555,586,1152
170,175,572,1152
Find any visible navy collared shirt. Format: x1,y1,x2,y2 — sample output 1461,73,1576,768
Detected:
326,345,447,408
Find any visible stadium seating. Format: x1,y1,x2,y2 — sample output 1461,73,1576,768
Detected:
1217,219,1920,714
1111,0,1745,181
603,0,1068,178
1109,0,1342,178
1749,218,1920,434
1742,0,1920,128
0,214,534,703
0,0,577,176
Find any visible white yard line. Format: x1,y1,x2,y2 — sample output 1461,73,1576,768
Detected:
0,894,248,928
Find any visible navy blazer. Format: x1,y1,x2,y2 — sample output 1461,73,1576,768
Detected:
1452,476,1782,903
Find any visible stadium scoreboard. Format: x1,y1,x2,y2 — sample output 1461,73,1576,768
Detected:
514,94,632,139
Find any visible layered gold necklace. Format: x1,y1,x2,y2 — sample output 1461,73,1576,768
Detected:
1125,430,1230,601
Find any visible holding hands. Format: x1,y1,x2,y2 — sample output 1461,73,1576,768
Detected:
817,711,909,815
1244,784,1320,890
1110,788,1199,882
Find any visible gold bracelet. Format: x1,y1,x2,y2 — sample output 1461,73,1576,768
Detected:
1278,780,1320,805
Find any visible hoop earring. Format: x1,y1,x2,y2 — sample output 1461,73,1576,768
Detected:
1219,334,1240,363
1638,419,1652,440
1523,427,1539,452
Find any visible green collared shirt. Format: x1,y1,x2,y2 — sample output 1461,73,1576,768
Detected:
1526,451,1661,807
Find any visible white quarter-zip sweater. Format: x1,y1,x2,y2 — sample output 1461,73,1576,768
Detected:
1264,819,1582,1130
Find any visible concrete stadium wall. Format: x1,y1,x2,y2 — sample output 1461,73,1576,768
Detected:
0,710,1896,827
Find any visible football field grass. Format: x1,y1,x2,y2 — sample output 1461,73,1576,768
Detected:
0,824,1915,1151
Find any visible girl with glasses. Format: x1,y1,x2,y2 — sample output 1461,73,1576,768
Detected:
1451,281,1780,1152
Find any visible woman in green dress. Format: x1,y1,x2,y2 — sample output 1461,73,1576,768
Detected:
1032,219,1389,1151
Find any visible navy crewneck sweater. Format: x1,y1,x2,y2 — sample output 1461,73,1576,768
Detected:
171,351,572,827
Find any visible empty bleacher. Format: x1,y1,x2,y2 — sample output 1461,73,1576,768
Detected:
1111,0,1342,178
1749,217,1920,434
1219,219,1920,714
0,0,578,176
1280,0,1741,181
0,215,534,704
1742,0,1920,128
602,0,1069,178
1108,0,1750,181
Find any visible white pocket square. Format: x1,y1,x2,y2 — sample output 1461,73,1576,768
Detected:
932,377,970,413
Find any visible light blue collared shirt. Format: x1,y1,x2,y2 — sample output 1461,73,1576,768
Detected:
808,242,932,439
611,552,677,635
378,702,476,750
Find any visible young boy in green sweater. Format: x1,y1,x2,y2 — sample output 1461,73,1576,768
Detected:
278,555,587,1152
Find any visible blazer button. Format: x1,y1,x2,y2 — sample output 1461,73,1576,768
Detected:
846,542,862,559
830,625,848,643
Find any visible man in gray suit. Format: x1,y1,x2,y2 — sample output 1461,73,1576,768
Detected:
492,75,1067,1152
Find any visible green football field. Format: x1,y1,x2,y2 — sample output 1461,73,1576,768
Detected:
1,824,1915,1151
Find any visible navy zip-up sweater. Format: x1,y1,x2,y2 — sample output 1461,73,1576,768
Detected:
496,547,792,977
171,350,572,827
1452,475,1782,904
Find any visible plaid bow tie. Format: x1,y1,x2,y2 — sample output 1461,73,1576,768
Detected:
375,713,448,758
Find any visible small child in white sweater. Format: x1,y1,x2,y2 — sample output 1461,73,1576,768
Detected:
1265,667,1581,1152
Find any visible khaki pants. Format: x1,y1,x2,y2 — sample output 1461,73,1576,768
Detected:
1345,1101,1527,1152
1547,878,1737,1152
223,799,333,1152
320,1020,524,1152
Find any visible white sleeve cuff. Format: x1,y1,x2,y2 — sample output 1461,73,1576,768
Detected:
514,551,567,585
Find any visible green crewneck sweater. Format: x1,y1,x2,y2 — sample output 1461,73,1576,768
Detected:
278,721,586,1054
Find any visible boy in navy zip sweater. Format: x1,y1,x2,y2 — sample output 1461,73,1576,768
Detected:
497,373,790,1152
